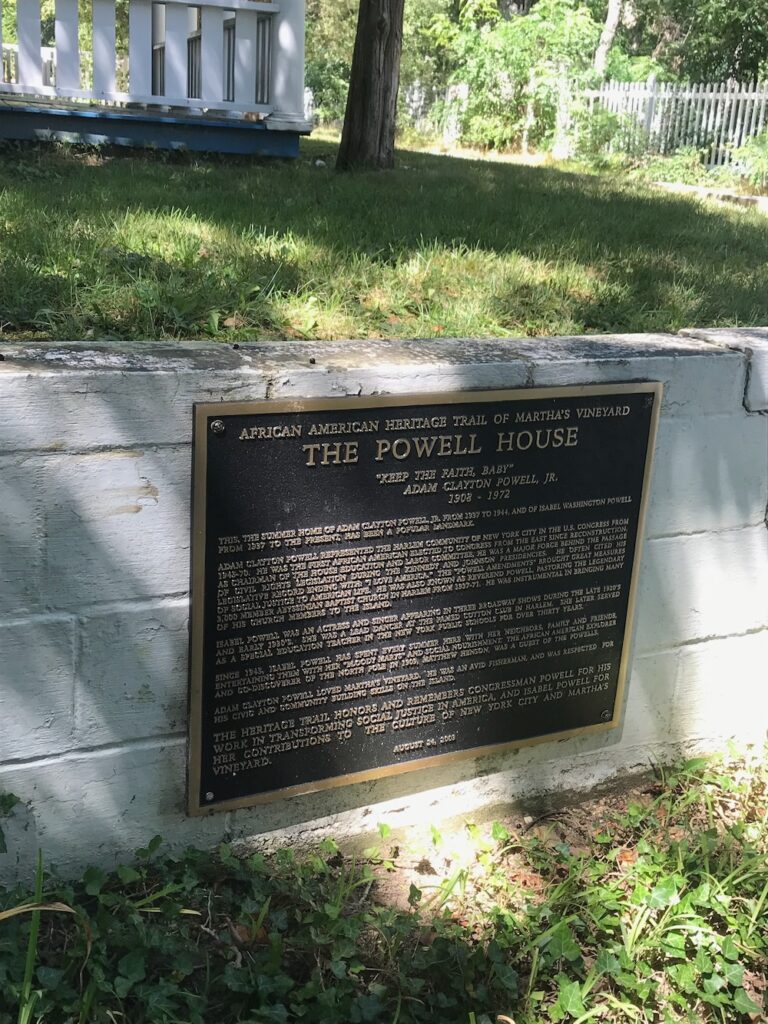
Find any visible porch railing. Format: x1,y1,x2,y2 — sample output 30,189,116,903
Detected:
0,0,308,128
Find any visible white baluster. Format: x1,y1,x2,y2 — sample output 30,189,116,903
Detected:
201,6,225,104
129,0,153,97
55,0,80,92
92,0,116,95
164,2,189,100
234,8,258,105
18,0,43,89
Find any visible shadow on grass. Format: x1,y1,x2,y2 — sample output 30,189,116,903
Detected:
0,136,766,339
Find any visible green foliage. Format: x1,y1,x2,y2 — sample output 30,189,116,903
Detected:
304,0,357,124
603,50,673,84
733,130,768,193
17,853,43,1024
628,146,741,188
306,0,456,127
614,0,768,82
572,106,623,161
446,0,600,150
305,55,350,124
1,750,768,1022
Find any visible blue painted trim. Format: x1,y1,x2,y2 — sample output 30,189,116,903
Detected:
0,103,301,156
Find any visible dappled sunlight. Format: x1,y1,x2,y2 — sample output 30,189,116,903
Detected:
1,141,767,341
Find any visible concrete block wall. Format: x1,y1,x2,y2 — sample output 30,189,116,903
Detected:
1,332,767,882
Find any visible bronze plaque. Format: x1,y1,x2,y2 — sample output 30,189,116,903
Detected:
188,384,661,814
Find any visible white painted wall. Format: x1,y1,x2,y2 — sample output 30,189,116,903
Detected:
1,331,766,882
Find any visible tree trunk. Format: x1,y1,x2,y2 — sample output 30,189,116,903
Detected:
594,0,623,78
336,0,406,170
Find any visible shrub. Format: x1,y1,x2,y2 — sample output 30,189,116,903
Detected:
733,129,768,192
449,0,600,151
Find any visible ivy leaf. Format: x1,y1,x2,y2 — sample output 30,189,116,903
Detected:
0,794,21,855
545,923,582,962
733,987,763,1016
493,962,519,996
702,973,726,994
660,930,687,956
491,821,510,842
408,883,422,907
550,976,585,1021
690,882,712,907
351,993,385,1022
0,794,21,816
116,865,141,885
722,961,744,988
647,876,680,909
595,950,622,975
114,975,134,999
36,966,64,988
695,947,713,975
669,962,697,994
83,867,107,896
117,949,147,985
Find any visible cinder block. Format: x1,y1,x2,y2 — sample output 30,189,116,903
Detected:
673,631,768,745
618,650,680,746
645,413,768,537
681,327,768,412
75,600,189,746
0,617,76,761
0,799,37,887
634,526,768,653
1,336,745,452
268,363,531,399
533,349,746,418
42,447,192,610
0,365,269,452
0,729,633,878
0,457,45,615
0,739,225,876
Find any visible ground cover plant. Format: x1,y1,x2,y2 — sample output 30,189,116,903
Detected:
0,135,767,344
1,749,767,1022
568,144,768,196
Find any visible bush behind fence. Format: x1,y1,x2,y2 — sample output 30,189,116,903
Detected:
586,78,768,165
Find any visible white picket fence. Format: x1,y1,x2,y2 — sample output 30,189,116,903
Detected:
0,0,308,126
585,79,768,165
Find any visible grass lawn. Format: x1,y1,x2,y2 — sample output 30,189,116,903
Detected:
0,134,767,343
2,751,768,1023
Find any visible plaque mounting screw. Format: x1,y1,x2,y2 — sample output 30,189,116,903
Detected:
600,710,612,722
210,419,225,435
205,792,215,801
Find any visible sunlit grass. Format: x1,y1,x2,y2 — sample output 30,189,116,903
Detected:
0,135,766,342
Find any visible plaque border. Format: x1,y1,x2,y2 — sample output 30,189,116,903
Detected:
188,382,662,816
